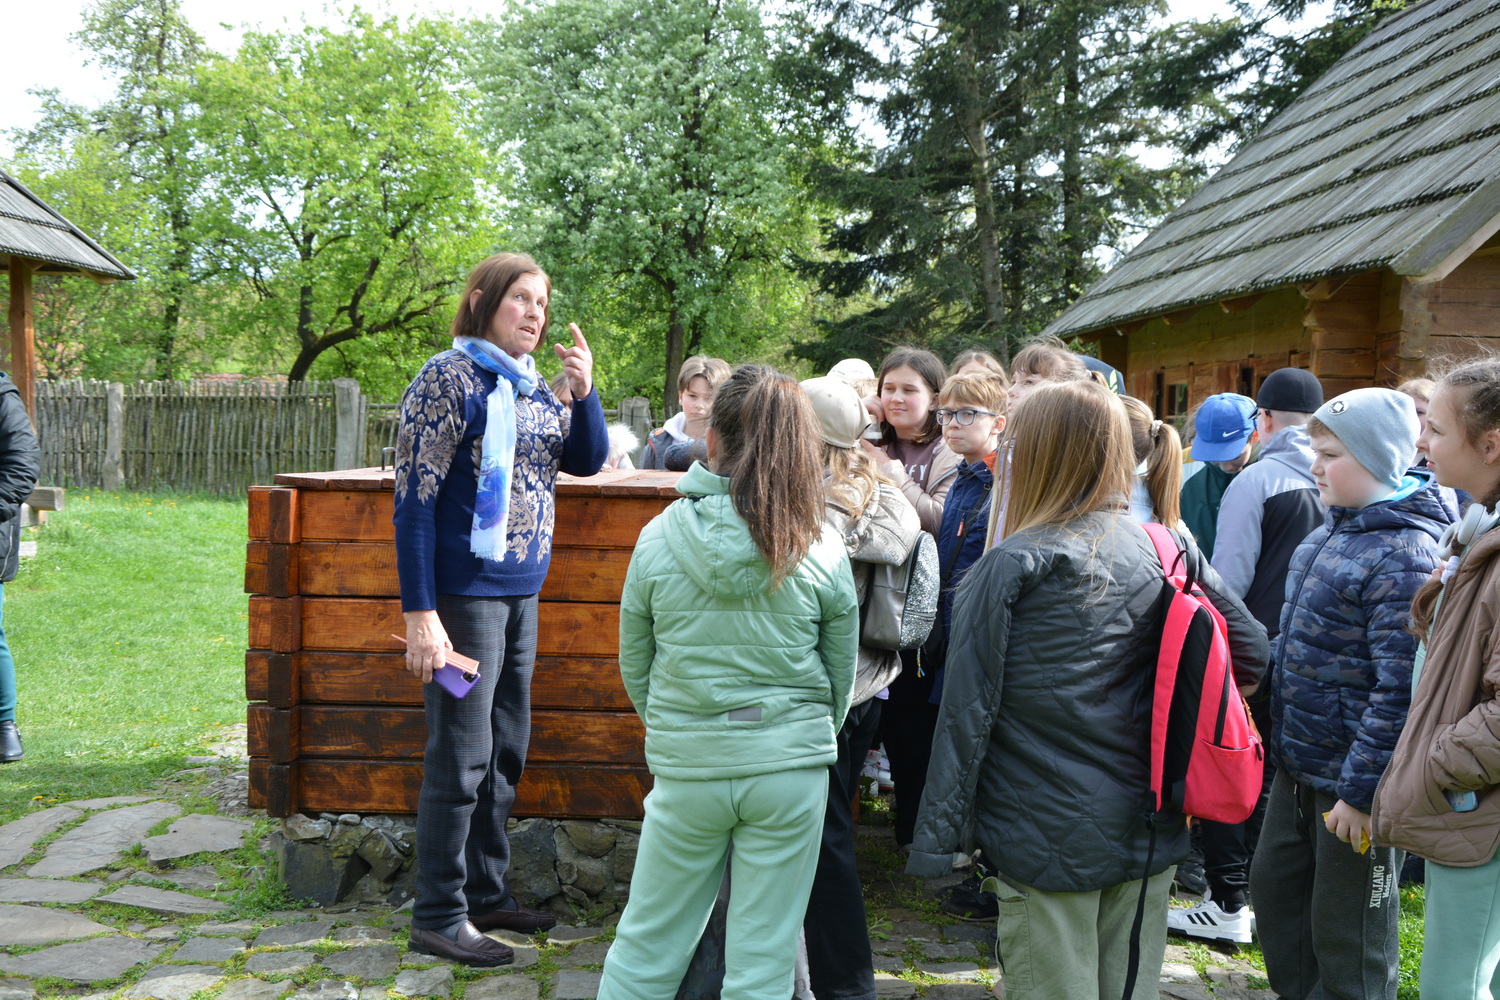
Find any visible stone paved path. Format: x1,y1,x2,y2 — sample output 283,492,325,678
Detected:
0,774,1271,1000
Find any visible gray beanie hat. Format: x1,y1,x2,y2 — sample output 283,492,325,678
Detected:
1311,388,1419,490
1257,367,1324,413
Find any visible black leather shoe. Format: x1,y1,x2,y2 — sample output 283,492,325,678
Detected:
407,922,514,967
472,899,558,933
0,721,21,763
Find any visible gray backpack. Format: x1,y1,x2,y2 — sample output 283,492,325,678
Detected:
860,531,939,650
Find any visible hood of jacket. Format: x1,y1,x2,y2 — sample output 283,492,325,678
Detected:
665,461,776,601
1321,469,1451,541
826,481,922,569
1259,424,1316,481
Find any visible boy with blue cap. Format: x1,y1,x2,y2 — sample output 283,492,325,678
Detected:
1182,393,1258,560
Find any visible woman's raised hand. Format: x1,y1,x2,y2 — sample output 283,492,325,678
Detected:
555,323,594,400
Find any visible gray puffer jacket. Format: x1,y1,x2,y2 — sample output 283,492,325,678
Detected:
824,481,922,707
907,510,1268,892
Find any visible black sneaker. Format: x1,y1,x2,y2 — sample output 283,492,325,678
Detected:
1174,857,1208,897
940,870,998,922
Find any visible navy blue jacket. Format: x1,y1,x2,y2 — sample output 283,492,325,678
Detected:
1270,472,1453,812
929,455,995,704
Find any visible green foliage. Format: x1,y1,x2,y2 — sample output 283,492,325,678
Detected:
473,0,830,409
0,490,247,823
196,12,499,382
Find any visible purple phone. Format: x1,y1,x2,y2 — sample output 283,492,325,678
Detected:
433,661,480,699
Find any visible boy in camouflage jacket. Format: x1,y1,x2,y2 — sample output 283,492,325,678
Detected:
1248,388,1454,1000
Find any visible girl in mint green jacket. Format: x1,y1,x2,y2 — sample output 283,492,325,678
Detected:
598,365,859,1000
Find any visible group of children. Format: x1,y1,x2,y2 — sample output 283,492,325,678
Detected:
592,342,1500,1000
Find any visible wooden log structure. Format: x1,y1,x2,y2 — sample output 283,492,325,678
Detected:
245,466,683,819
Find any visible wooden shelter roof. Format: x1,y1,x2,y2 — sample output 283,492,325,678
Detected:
0,169,134,282
1047,0,1500,340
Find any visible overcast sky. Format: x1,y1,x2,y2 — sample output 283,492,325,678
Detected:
0,0,1251,162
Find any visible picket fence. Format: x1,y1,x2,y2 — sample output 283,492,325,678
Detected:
35,379,651,496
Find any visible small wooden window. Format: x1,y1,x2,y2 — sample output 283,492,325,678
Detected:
1166,383,1190,417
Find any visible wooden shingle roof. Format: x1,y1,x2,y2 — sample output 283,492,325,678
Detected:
1047,0,1500,339
0,169,134,281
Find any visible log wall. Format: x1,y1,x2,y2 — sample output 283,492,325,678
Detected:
245,467,681,819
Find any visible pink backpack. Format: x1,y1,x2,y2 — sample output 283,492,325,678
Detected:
1141,522,1263,824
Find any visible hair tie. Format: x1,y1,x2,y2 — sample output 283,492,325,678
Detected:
1151,419,1163,438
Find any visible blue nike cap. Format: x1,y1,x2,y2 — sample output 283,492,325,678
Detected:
1192,393,1258,462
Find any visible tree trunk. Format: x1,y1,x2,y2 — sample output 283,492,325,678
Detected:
664,294,686,418
959,34,1006,365
1060,21,1085,303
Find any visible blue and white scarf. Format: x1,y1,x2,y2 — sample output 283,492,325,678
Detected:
455,337,539,561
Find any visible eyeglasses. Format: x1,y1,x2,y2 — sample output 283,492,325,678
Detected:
934,408,999,427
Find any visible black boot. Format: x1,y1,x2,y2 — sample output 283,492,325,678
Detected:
0,720,22,762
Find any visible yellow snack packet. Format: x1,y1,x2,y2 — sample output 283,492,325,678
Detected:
1322,810,1371,854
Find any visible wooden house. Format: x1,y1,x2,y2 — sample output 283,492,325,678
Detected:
0,169,135,417
1044,0,1500,414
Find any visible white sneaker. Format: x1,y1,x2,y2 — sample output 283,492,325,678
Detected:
1166,896,1253,945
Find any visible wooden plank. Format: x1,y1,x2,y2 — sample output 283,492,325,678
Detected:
1309,329,1376,352
248,650,631,709
1312,349,1375,379
287,598,621,658
249,761,299,817
298,542,398,597
1161,307,1200,325
24,486,63,511
1306,299,1379,335
248,486,273,541
246,705,645,764
539,548,633,603
274,467,394,490
553,497,668,548
245,542,299,597
248,758,652,818
245,541,269,596
268,488,301,544
298,490,395,543
1218,294,1263,313
248,596,303,653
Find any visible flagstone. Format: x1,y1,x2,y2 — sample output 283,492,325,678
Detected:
30,802,181,878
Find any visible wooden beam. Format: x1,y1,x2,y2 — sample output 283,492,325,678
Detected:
1219,293,1263,313
6,260,35,421
1298,277,1352,301
1113,320,1147,336
1161,307,1200,325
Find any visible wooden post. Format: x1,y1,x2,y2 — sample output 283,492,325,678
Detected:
6,261,35,422
332,378,363,471
103,382,125,490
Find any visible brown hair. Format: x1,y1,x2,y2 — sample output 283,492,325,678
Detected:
951,349,1011,389
939,371,1008,415
1123,395,1183,527
1010,336,1087,382
709,364,826,589
877,346,947,446
1004,380,1134,537
1411,356,1500,635
678,355,732,393
451,252,550,342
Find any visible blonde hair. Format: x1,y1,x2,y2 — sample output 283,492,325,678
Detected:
939,371,1008,415
709,364,826,590
1122,395,1183,527
950,349,1011,389
1004,380,1134,537
822,443,893,523
678,355,732,393
1398,378,1436,403
1010,336,1087,382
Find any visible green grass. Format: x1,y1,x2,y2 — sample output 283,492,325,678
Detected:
1,489,248,822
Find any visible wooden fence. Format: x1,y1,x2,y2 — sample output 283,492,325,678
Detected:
35,379,656,495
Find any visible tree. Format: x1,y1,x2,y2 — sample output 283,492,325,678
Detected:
789,0,1215,369
196,13,496,382
474,0,823,410
10,0,214,380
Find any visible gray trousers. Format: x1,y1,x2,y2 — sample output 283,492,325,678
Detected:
1249,769,1401,1000
413,592,538,931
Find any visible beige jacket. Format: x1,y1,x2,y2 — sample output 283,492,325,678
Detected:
876,441,960,535
1372,526,1500,866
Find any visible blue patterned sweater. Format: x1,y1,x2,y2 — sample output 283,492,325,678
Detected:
393,349,608,611
1270,470,1453,811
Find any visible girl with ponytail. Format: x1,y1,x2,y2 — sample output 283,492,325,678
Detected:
1373,357,1500,1000
1123,395,1185,528
598,365,859,1000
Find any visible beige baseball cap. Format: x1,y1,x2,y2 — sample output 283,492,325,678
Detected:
801,376,872,449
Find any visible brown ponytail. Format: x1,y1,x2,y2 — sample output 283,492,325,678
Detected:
708,364,826,589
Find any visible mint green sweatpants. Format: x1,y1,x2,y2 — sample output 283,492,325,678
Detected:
1424,845,1500,1000
598,768,827,1000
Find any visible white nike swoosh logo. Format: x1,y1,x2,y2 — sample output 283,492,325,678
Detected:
1221,430,1239,437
